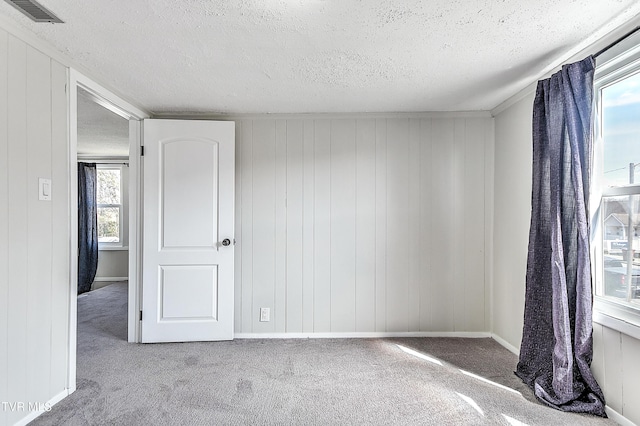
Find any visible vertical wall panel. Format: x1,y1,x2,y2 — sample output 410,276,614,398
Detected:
492,93,534,348
234,121,243,332
484,119,495,332
240,121,254,331
419,119,433,330
313,120,331,332
7,35,28,426
453,119,466,331
355,119,376,331
622,333,640,421
330,120,356,332
591,324,604,390
251,120,276,332
302,120,315,332
408,119,421,331
274,120,287,332
26,46,53,405
602,326,623,412
385,119,410,332
374,119,388,332
286,120,304,332
49,59,69,395
464,119,487,331
0,28,9,426
234,115,492,335
430,119,455,331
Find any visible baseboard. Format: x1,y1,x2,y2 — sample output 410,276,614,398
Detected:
606,406,637,426
12,388,70,426
491,333,520,356
93,277,128,282
234,331,492,339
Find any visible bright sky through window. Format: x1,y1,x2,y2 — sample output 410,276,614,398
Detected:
602,71,640,187
97,168,122,243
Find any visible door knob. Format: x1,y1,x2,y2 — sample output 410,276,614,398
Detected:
221,238,231,246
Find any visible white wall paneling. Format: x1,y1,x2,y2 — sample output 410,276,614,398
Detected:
314,119,331,332
430,119,455,331
330,119,357,332
251,120,277,333
7,34,29,426
302,120,315,332
275,120,287,333
239,121,253,332
385,118,410,332
285,120,304,332
26,43,53,409
464,119,490,332
235,116,492,334
0,27,9,426
591,323,640,424
375,119,387,332
492,93,535,349
1,28,70,426
50,59,69,401
233,121,242,333
355,119,376,332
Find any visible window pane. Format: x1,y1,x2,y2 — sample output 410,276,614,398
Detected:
97,169,121,204
601,195,640,304
98,206,120,243
602,71,640,188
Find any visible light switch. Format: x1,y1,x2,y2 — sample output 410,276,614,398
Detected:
39,178,51,201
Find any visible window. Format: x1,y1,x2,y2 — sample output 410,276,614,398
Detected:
97,166,122,245
593,37,640,334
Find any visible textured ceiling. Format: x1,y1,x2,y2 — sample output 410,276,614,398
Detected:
77,88,129,157
2,1,640,114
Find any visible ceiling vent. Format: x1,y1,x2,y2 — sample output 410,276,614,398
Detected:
3,0,63,23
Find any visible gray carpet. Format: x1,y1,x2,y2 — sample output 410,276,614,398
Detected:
32,282,616,425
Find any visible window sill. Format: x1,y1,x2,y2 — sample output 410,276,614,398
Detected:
98,246,129,251
593,298,640,340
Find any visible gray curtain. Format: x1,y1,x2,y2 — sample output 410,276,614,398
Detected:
78,162,98,294
515,56,606,416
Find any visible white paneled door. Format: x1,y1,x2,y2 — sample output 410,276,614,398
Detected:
141,119,235,343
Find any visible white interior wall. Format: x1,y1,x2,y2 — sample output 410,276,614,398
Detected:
492,91,640,425
592,323,640,422
0,27,70,426
94,250,128,282
492,93,534,350
233,116,493,334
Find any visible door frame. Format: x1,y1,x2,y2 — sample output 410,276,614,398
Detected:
68,69,150,391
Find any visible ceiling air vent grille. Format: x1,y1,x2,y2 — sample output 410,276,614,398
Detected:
4,0,63,23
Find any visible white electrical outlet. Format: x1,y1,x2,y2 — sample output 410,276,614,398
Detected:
260,308,270,322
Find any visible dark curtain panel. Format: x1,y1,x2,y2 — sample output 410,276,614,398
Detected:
78,162,98,294
515,56,605,416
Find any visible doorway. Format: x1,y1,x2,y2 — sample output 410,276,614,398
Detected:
76,86,130,338
67,70,150,392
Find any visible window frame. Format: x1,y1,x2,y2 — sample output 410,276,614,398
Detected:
592,36,640,338
96,164,124,248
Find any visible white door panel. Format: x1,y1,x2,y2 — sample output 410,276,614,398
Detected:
162,139,218,248
142,119,234,343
